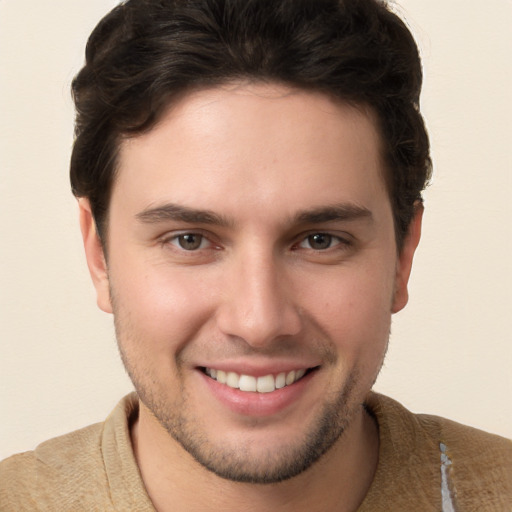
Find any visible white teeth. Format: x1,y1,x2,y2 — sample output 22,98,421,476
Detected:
275,372,286,389
285,370,296,386
239,374,257,392
257,375,275,393
204,367,309,393
226,372,239,389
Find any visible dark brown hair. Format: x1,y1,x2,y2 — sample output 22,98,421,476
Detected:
70,0,431,248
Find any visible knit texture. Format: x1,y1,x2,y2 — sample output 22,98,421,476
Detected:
1,393,511,510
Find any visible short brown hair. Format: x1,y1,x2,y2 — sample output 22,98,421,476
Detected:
70,0,431,248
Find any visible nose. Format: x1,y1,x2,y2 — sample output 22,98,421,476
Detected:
216,250,302,348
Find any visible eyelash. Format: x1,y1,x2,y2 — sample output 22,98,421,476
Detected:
161,231,352,253
295,232,351,252
162,231,216,252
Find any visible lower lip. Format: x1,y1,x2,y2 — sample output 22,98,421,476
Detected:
198,370,316,417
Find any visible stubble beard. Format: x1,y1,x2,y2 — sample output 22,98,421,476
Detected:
111,294,378,484
118,347,362,484
134,365,359,484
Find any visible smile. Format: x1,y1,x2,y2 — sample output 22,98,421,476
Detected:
203,368,311,393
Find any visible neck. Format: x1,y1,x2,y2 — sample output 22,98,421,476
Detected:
131,401,379,512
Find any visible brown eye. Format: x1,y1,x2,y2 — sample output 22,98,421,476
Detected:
306,233,333,250
175,233,205,250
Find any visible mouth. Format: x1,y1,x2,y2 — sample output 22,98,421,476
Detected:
200,367,318,393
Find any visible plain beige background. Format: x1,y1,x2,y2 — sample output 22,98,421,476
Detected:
0,0,511,460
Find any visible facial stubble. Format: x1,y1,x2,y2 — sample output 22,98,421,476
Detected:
111,288,380,484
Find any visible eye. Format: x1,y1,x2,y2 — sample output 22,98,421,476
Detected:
298,233,345,251
169,233,209,251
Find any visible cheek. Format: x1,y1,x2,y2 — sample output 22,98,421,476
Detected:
301,265,394,357
109,258,216,354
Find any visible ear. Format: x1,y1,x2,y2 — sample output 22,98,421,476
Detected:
78,199,113,314
391,203,423,314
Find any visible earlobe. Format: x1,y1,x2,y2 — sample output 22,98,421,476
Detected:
391,203,423,314
78,199,113,314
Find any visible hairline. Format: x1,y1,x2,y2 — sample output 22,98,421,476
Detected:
95,79,402,254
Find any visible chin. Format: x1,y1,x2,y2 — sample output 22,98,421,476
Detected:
136,368,361,484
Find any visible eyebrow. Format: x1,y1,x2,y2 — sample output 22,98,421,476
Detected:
136,202,372,228
293,204,373,225
136,203,233,227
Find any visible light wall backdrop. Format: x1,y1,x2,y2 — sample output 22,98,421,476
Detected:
1,0,511,460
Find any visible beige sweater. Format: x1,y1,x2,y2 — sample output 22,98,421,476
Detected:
1,393,511,511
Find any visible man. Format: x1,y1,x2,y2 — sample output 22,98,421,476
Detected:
1,0,511,510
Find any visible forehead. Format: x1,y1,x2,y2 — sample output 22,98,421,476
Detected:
114,83,389,224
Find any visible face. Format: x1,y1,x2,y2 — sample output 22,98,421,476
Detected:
81,83,420,483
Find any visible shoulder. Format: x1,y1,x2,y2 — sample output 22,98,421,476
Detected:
415,409,512,458
367,393,512,510
369,392,512,460
416,411,512,508
0,422,114,511
0,393,148,512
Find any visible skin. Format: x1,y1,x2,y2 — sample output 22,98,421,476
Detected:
80,83,422,511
